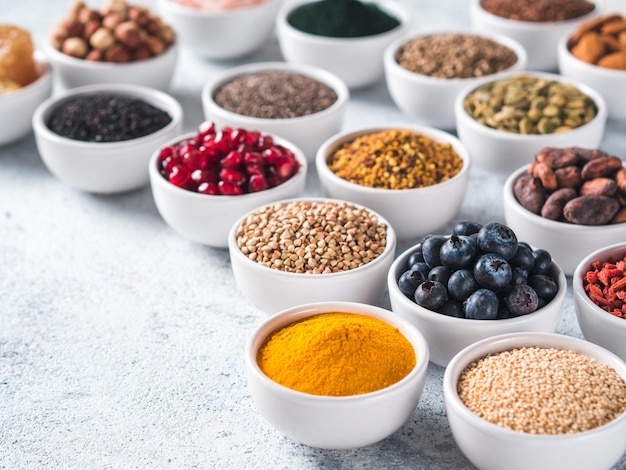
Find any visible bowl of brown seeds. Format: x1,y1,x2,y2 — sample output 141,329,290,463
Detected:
227,197,396,314
202,61,349,160
444,331,626,470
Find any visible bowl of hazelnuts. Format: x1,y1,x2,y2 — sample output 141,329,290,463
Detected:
44,0,178,91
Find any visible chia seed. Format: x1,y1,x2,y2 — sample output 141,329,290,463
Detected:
47,94,173,143
213,71,338,119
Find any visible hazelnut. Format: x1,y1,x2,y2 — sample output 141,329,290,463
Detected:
49,24,68,50
104,44,131,62
128,6,149,26
85,50,104,61
78,7,101,24
89,27,115,51
68,1,86,19
114,21,141,49
158,25,176,45
132,45,152,61
83,20,101,40
61,37,88,58
145,36,165,56
102,12,123,30
145,19,160,35
63,19,84,38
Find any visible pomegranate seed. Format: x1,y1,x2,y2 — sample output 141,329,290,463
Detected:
159,146,174,160
262,147,281,164
218,181,244,195
182,149,207,170
220,168,246,186
258,135,274,149
248,174,269,192
244,152,263,166
198,181,220,195
168,165,191,187
221,151,243,169
198,121,216,137
246,164,264,176
191,169,217,184
276,157,299,180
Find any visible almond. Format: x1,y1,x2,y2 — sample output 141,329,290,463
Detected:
571,31,606,64
597,51,626,70
601,19,626,35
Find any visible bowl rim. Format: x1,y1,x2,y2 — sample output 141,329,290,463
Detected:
0,52,52,103
245,301,430,402
454,70,608,140
202,61,350,125
32,83,183,150
315,123,471,196
276,0,411,44
443,331,626,441
156,0,281,17
557,26,626,77
573,241,626,327
387,239,567,326
227,196,397,279
148,129,308,200
383,29,528,85
470,0,601,29
503,163,626,233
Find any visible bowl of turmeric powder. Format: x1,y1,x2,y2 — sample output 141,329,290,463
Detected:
245,301,430,449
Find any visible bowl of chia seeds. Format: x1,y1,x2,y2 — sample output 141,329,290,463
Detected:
32,83,183,193
202,62,349,160
444,332,626,470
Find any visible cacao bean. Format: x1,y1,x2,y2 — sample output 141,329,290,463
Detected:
554,166,582,188
611,207,626,224
535,147,580,169
580,177,617,197
513,174,546,214
531,162,558,191
581,156,623,179
616,167,626,194
563,195,620,225
573,147,610,162
541,188,577,220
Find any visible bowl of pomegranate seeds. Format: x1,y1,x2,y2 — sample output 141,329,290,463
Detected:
149,122,307,247
574,242,626,362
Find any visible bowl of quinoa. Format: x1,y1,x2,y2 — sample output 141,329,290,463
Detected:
444,331,626,470
227,198,396,314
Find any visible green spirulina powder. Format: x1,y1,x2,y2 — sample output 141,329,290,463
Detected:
287,0,400,38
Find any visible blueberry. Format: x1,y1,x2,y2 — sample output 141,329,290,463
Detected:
428,265,451,285
511,266,529,286
448,269,478,301
504,284,539,316
422,236,446,268
409,261,431,280
528,274,558,302
439,299,465,318
440,235,478,269
473,253,513,291
452,221,483,236
477,222,518,260
407,247,424,268
530,249,552,275
398,270,425,299
464,289,499,320
510,244,534,272
414,280,448,310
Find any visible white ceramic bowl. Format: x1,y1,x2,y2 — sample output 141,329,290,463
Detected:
245,301,429,449
316,125,471,240
574,242,626,361
558,28,626,122
276,0,410,88
0,53,52,147
149,131,307,247
384,31,527,129
503,164,626,276
202,61,349,160
33,83,183,194
43,40,178,91
455,71,607,175
228,198,396,314
157,0,280,59
444,332,626,470
387,241,567,367
470,0,601,71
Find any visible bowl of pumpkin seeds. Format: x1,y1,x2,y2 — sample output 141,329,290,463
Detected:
454,72,607,175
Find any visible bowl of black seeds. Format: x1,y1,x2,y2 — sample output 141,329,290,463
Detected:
201,61,349,160
32,83,183,193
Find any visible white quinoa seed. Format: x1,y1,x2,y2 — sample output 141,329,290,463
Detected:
235,200,387,274
457,347,626,435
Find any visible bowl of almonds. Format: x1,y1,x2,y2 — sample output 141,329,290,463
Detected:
44,0,177,90
503,146,626,275
558,13,626,122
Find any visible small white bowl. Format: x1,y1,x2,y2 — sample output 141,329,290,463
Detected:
149,131,307,247
0,53,52,147
43,40,178,91
470,0,601,71
574,242,626,361
315,125,471,240
387,242,566,367
384,31,527,129
558,28,626,122
503,164,626,276
157,0,280,59
444,332,626,470
455,71,607,175
202,61,349,160
33,83,183,194
245,301,429,449
228,198,396,314
276,0,410,88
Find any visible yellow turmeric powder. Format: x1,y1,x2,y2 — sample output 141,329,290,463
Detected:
257,312,416,396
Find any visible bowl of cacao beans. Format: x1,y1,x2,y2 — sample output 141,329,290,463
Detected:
387,221,567,367
44,0,178,90
454,71,607,175
503,146,626,275
558,13,626,122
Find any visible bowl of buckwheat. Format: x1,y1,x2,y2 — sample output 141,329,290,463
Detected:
227,198,396,314
316,124,471,240
455,71,607,175
383,30,527,130
444,331,626,470
45,0,178,90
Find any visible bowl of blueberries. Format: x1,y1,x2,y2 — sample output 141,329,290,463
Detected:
387,221,567,367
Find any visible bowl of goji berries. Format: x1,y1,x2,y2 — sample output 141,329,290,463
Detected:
149,121,307,247
574,242,626,362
